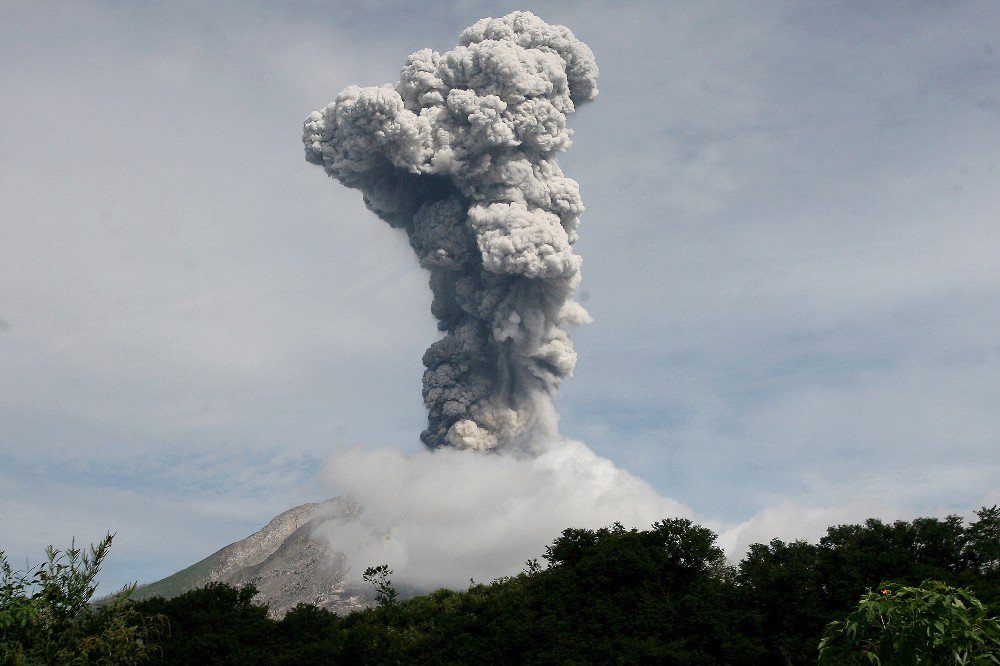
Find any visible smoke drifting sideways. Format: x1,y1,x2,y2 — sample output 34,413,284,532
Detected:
303,11,598,452
313,445,913,592
316,442,692,591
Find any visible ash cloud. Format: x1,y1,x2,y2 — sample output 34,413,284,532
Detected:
302,12,691,592
303,11,598,451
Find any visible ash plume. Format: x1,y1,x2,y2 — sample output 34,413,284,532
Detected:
303,11,598,451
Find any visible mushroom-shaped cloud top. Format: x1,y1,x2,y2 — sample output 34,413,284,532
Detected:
304,12,598,452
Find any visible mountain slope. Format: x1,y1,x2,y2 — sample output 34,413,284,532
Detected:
132,497,370,617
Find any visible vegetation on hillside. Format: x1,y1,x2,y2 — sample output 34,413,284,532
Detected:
3,507,998,664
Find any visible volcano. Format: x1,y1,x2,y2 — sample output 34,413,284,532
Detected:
131,498,371,617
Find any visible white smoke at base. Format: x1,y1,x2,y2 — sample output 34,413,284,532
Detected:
314,439,692,591
314,443,961,591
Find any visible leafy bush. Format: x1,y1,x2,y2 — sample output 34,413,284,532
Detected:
819,580,1000,665
0,533,161,664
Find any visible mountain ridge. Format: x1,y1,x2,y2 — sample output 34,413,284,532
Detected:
132,497,371,617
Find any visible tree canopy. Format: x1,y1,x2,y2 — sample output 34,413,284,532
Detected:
4,506,997,664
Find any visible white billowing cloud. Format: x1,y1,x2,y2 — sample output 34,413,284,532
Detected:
714,493,1000,565
714,501,904,561
317,439,987,588
316,439,691,590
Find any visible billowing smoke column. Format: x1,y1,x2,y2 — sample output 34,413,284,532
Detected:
304,12,598,451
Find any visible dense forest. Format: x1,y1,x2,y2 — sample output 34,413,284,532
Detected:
3,507,998,664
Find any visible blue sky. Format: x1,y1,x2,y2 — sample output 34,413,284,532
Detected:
1,1,997,592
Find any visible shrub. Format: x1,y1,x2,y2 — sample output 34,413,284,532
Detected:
819,580,1000,665
0,533,160,664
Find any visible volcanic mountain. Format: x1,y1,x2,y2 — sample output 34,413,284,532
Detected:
132,497,371,617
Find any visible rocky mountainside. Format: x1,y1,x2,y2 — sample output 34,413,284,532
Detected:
132,497,371,617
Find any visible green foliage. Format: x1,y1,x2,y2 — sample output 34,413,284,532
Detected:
133,582,272,664
819,580,1000,665
324,518,756,664
7,507,997,663
0,533,160,665
964,506,999,580
817,514,968,610
737,538,828,663
736,507,1000,662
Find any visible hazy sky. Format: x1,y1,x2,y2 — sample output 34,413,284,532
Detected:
2,1,998,592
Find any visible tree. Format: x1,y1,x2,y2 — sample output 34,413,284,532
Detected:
362,564,399,607
817,515,968,612
133,582,272,664
736,538,827,663
962,506,999,591
532,519,749,663
818,580,1000,665
0,533,160,664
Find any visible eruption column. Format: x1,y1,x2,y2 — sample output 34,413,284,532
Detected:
304,12,598,451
